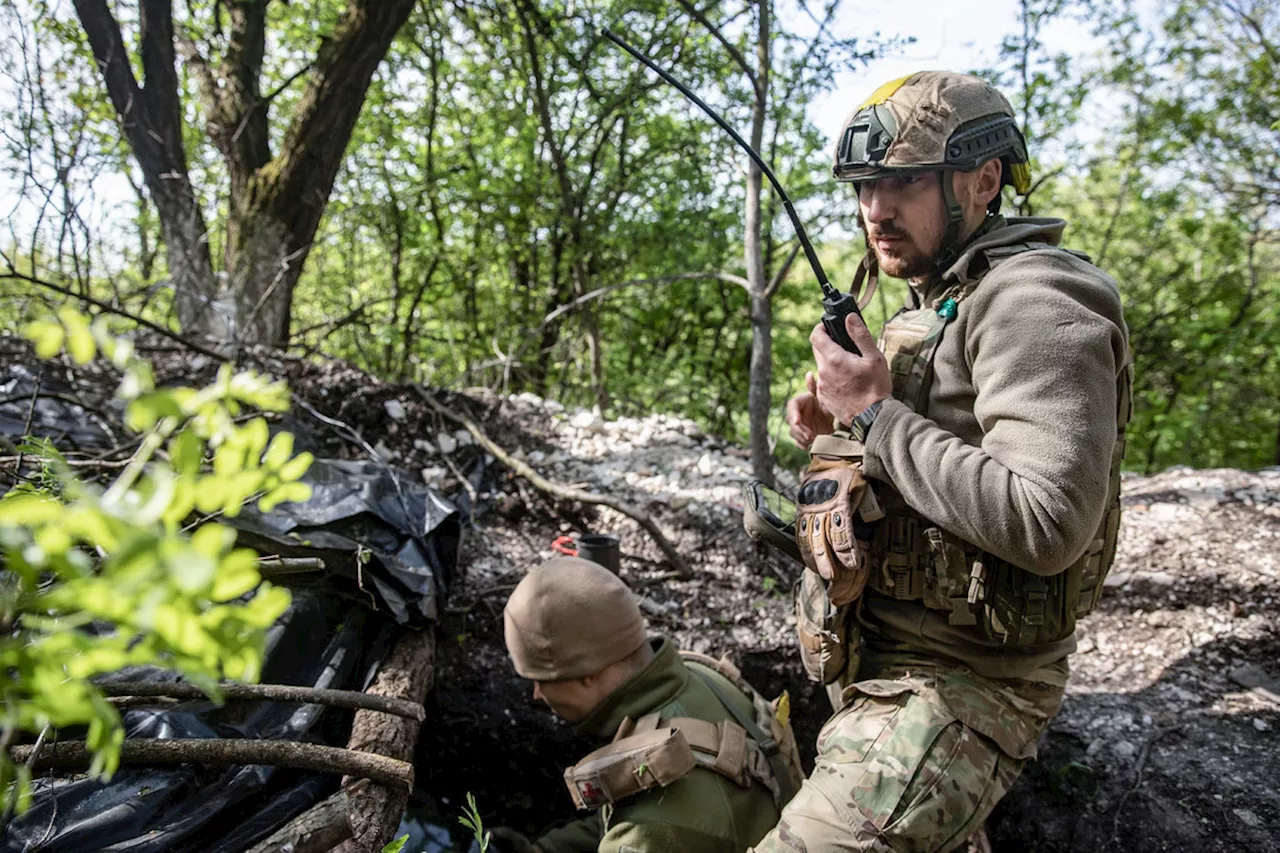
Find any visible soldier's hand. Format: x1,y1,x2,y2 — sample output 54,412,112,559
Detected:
786,372,836,450
485,826,542,853
810,313,891,428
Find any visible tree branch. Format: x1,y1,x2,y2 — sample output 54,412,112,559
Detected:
97,681,426,722
2,270,228,361
415,389,693,579
675,0,761,96
10,739,413,790
765,241,802,299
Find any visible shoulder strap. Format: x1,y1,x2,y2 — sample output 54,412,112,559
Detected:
684,662,778,757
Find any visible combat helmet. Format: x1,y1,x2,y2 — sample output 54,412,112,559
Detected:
834,71,1032,268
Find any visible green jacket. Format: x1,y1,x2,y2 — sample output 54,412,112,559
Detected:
536,638,780,853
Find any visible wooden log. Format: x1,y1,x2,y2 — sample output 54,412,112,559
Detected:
244,791,352,853
329,627,435,853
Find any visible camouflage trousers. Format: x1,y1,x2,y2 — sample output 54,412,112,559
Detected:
751,659,1065,853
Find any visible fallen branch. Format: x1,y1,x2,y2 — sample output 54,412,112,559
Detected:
245,790,351,853
96,681,425,722
332,628,436,853
415,387,693,579
9,739,413,791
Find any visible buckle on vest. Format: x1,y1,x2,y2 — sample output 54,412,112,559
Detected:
1023,577,1048,627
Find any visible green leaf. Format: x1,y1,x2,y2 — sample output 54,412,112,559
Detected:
381,835,410,853
24,320,64,359
261,432,295,471
58,307,96,364
169,431,204,476
210,549,261,602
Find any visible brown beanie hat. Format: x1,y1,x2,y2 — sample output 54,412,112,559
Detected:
503,557,647,681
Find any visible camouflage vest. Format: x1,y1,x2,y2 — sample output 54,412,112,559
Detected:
867,242,1133,648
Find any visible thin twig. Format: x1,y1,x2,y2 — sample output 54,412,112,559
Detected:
12,372,42,474
9,739,414,791
96,681,425,722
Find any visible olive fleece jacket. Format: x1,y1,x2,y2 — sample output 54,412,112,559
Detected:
535,638,780,853
862,216,1130,679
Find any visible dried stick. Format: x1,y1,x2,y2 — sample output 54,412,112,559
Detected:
96,681,425,722
414,387,693,579
9,739,413,791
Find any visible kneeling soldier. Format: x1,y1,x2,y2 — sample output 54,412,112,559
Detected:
500,556,803,853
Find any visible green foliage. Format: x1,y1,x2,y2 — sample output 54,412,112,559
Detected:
458,791,491,853
0,309,313,813
381,836,410,853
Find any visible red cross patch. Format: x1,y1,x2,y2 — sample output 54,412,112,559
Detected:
577,780,606,806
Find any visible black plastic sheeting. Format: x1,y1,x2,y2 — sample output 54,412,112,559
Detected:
227,457,462,626
3,459,465,851
3,590,391,853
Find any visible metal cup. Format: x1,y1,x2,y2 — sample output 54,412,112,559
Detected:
575,533,621,574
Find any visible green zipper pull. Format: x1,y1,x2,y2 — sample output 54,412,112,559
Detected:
937,298,958,321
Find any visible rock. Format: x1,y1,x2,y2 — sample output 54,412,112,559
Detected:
372,439,396,461
1233,808,1263,828
695,452,716,477
1113,740,1137,759
414,438,436,453
421,466,447,484
437,432,457,454
1252,718,1270,732
384,399,406,420
570,410,604,433
454,429,474,447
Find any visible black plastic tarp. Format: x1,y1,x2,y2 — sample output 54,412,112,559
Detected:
4,458,463,852
226,457,461,626
3,590,389,853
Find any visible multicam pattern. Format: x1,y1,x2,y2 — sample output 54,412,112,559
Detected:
751,661,1063,853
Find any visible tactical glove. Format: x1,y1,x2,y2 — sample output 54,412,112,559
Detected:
795,435,883,607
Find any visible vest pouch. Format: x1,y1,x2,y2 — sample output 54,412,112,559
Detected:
879,307,949,412
794,567,860,686
982,559,1077,648
563,726,696,810
921,526,979,626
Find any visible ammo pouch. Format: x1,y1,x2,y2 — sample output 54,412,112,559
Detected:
564,653,806,812
796,434,884,607
794,566,860,687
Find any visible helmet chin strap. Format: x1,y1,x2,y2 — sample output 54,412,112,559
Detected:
934,170,967,271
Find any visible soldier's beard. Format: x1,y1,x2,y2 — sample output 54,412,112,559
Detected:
865,208,949,281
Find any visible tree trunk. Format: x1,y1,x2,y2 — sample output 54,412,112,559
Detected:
76,0,418,347
73,0,218,333
744,0,774,487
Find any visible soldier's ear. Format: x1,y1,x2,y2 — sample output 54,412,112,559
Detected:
976,159,1003,205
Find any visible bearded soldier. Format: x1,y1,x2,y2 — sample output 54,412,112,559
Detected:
760,71,1131,851
494,556,804,853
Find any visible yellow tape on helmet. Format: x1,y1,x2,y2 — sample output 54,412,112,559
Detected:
857,74,915,109
1010,161,1032,195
